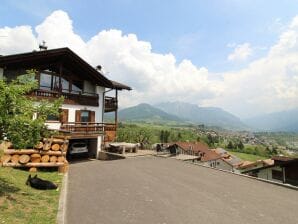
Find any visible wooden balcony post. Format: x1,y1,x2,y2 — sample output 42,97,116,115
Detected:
59,63,63,95
115,90,118,128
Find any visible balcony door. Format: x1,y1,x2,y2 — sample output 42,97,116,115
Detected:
75,110,95,132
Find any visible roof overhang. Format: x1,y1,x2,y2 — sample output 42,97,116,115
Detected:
111,80,132,90
0,48,114,88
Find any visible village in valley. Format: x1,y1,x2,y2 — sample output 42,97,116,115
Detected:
1,2,298,224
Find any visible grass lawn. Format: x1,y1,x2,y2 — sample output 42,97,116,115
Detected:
229,151,268,162
0,167,63,224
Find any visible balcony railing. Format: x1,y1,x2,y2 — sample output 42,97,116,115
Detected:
105,96,118,112
29,89,99,106
60,122,116,135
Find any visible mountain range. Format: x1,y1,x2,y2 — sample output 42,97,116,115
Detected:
155,102,247,130
109,102,298,132
244,108,298,132
111,103,184,124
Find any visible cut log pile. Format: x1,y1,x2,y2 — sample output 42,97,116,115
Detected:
1,137,69,173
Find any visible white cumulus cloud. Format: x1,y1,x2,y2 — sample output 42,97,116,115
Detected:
1,10,298,118
228,42,253,62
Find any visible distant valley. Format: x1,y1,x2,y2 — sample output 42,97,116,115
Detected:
106,102,246,130
106,102,298,133
155,102,247,130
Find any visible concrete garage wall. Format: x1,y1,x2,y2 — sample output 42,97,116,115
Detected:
194,159,236,173
88,138,98,158
216,160,234,172
258,166,283,183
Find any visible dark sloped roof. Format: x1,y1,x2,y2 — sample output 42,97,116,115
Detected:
111,80,132,90
272,156,298,165
0,48,130,90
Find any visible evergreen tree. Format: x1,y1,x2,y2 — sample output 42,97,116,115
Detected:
227,141,234,149
237,141,244,150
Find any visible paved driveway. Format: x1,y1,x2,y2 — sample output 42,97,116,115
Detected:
66,157,298,224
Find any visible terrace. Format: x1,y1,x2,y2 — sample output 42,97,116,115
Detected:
59,122,116,139
30,89,119,110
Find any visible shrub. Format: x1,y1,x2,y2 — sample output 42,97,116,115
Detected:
0,71,62,149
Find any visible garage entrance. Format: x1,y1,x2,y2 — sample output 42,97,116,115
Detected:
67,138,98,161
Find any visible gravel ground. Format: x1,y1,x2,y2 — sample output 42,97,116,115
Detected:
66,156,298,224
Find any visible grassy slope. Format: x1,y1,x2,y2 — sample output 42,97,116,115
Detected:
0,167,62,224
229,151,268,162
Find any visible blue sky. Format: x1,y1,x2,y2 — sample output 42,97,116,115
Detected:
1,1,298,118
2,0,298,72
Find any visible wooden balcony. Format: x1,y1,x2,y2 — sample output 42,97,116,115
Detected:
105,96,118,112
59,122,116,139
29,89,99,106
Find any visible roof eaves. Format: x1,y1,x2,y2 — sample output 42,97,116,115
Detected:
110,80,132,90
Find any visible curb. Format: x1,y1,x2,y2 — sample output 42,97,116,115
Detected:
57,172,68,224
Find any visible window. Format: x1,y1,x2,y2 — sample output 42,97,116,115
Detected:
272,169,283,181
81,111,90,123
75,110,95,123
46,114,59,121
40,72,60,91
72,80,83,94
61,78,69,92
40,73,52,90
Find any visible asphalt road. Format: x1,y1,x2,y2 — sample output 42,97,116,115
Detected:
66,157,298,224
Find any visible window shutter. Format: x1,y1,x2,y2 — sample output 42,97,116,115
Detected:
75,110,81,122
90,111,95,122
60,109,69,123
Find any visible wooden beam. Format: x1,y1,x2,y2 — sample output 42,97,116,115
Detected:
4,149,66,156
115,89,118,128
59,63,63,94
35,70,41,88
2,162,65,167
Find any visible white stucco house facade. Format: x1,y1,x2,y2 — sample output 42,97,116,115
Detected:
0,47,131,158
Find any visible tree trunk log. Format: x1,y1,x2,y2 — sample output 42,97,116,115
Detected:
41,155,50,163
29,167,37,172
49,156,57,163
4,149,37,155
19,154,30,164
4,149,66,156
1,154,11,163
30,153,41,163
2,162,64,167
34,141,44,149
60,143,69,152
57,156,65,163
41,151,65,156
51,143,60,151
43,137,53,151
11,154,20,164
0,141,12,150
43,143,51,151
44,138,67,144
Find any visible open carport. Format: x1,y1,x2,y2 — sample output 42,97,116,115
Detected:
66,157,298,224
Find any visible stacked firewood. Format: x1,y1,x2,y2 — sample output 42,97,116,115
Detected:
1,137,69,172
